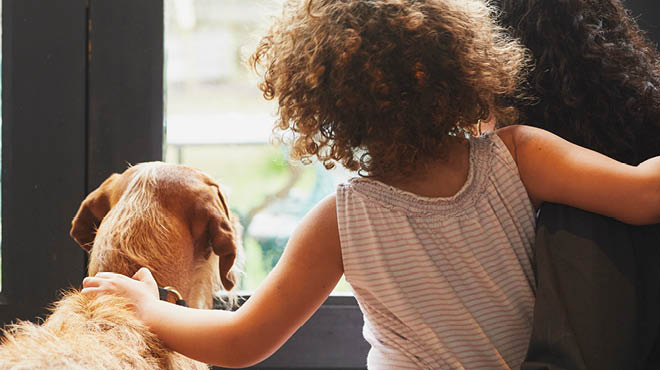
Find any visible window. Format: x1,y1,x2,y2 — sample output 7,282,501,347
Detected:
163,0,353,293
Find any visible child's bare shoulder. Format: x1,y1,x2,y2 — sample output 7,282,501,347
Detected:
493,125,521,164
494,125,550,166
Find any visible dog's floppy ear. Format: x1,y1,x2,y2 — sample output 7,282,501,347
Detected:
70,174,118,251
208,185,239,291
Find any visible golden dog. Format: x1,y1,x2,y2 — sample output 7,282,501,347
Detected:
0,162,241,369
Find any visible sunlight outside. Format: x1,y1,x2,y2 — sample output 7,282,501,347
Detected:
163,0,352,293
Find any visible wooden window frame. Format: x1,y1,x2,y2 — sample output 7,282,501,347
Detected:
0,0,88,323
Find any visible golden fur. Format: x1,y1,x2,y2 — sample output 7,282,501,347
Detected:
0,162,242,369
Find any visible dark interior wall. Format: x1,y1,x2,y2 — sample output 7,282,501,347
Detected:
625,0,660,45
87,0,164,189
1,0,88,323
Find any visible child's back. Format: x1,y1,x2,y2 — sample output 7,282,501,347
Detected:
338,133,535,368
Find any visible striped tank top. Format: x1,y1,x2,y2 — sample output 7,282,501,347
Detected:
336,133,536,369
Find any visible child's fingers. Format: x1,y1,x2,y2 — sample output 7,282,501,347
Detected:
80,287,104,296
94,271,127,279
132,267,156,283
81,276,116,296
82,275,125,293
82,276,101,288
82,270,158,304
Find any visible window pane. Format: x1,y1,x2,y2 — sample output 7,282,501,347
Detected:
163,0,351,292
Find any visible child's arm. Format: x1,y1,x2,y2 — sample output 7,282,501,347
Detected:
496,125,660,225
82,194,343,368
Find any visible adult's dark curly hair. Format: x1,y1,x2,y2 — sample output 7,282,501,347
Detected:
497,0,660,165
251,0,528,180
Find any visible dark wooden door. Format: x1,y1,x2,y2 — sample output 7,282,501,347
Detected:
0,0,163,324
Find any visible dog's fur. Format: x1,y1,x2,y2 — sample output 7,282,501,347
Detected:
0,162,241,369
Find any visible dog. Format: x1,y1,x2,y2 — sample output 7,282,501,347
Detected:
0,162,241,369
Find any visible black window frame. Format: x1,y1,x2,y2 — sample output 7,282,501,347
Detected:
0,0,88,323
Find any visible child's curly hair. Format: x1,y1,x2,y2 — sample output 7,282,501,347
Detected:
252,0,529,180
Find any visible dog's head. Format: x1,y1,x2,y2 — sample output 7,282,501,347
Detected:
70,162,241,308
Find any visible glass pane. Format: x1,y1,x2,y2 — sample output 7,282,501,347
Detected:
164,0,351,293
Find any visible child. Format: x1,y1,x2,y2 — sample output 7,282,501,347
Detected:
82,0,660,368
496,0,660,368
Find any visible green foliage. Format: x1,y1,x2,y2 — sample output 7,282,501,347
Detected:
166,144,297,215
166,144,353,293
256,236,287,270
241,236,268,291
260,148,289,176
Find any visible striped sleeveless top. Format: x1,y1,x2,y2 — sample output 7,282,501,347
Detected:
336,133,536,369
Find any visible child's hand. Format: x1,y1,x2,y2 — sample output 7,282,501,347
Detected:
82,267,160,321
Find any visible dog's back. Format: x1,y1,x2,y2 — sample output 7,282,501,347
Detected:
0,293,207,370
0,162,240,369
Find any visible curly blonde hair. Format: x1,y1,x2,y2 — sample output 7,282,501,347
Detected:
252,0,528,180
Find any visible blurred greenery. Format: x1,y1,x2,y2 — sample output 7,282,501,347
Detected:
165,143,352,293
166,144,296,215
242,236,268,290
